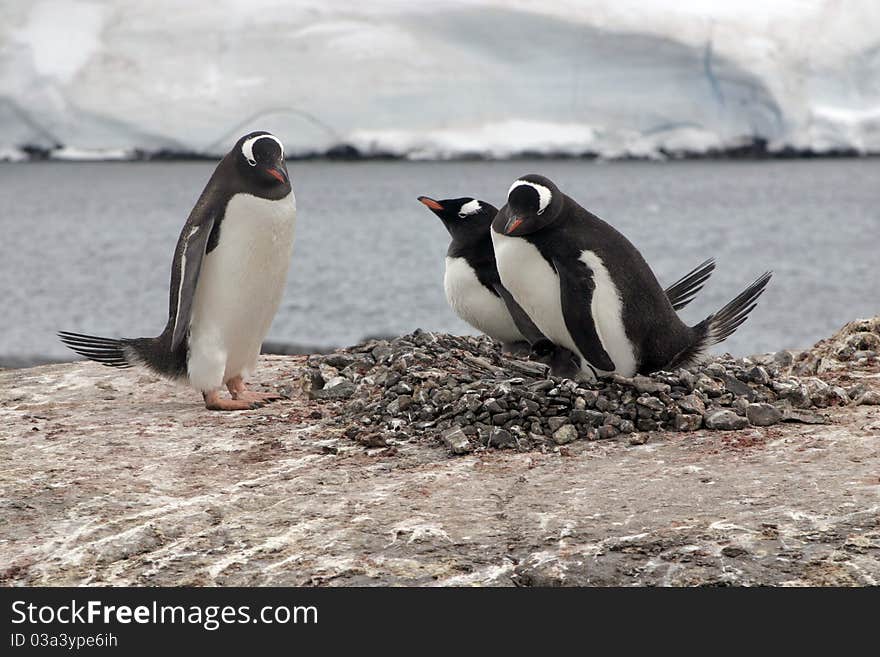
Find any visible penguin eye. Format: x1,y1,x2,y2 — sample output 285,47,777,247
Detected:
246,157,257,167
457,212,467,218
537,207,545,215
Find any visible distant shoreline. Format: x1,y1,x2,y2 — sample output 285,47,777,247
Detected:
3,139,878,164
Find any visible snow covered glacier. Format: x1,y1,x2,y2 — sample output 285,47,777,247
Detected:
1,0,879,160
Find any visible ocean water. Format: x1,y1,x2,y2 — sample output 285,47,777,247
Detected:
1,158,877,364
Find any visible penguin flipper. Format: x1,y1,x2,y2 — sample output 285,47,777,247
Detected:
554,257,616,373
492,283,547,345
169,210,217,352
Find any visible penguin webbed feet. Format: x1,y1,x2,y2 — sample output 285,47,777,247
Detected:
203,390,265,411
201,377,285,411
227,375,284,405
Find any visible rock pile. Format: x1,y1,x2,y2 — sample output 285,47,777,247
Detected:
300,319,879,454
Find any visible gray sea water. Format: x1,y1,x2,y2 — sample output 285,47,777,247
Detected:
1,158,878,364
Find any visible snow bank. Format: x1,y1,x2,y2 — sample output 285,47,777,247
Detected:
1,0,879,159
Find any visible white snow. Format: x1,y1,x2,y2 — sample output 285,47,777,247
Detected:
1,0,879,158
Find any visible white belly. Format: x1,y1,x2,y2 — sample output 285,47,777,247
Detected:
491,230,636,377
444,256,524,345
187,191,296,390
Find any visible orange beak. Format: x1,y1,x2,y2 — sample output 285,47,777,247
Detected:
418,196,444,211
505,217,523,234
268,167,287,184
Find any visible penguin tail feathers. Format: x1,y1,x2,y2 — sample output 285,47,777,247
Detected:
669,271,773,369
665,258,716,311
57,331,149,370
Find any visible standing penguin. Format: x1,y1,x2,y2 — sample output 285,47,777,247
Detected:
59,131,296,411
491,174,771,379
418,194,717,368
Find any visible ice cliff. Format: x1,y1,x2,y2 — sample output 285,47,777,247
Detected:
1,0,879,160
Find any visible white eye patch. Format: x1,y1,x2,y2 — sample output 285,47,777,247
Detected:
457,199,482,218
508,180,552,215
241,134,284,166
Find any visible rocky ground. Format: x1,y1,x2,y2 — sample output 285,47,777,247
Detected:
1,319,878,586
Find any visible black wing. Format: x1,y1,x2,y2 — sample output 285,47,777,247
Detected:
168,207,217,351
664,258,715,311
492,283,547,345
553,256,616,372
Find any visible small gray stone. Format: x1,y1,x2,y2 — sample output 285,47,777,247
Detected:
636,396,665,413
676,369,696,391
302,368,325,392
323,353,355,369
855,390,880,406
603,413,622,427
484,398,505,413
371,344,393,362
721,374,756,401
309,381,357,401
441,426,473,455
674,413,702,431
746,403,782,427
552,424,577,445
696,375,723,397
547,416,568,432
745,365,771,385
627,432,648,445
677,393,705,415
492,412,511,425
637,419,659,432
772,381,811,408
732,397,750,415
595,397,613,411
488,428,516,449
618,419,636,434
703,409,748,431
597,425,619,440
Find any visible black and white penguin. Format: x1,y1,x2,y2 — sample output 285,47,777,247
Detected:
59,131,296,411
417,195,543,353
491,174,772,379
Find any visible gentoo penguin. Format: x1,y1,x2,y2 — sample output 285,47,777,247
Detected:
418,194,717,369
417,196,543,353
59,131,296,411
491,174,772,379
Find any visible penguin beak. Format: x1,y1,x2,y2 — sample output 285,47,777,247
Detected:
418,196,444,212
267,167,288,184
504,217,523,234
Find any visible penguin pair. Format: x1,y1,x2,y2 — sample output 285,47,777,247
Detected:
60,132,296,411
420,176,770,379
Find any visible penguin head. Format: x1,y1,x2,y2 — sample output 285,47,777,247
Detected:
417,196,498,243
234,131,290,189
496,174,562,236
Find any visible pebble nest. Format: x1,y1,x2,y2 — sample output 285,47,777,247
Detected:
300,318,880,455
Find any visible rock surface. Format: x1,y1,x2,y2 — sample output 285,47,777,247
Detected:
1,319,879,586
